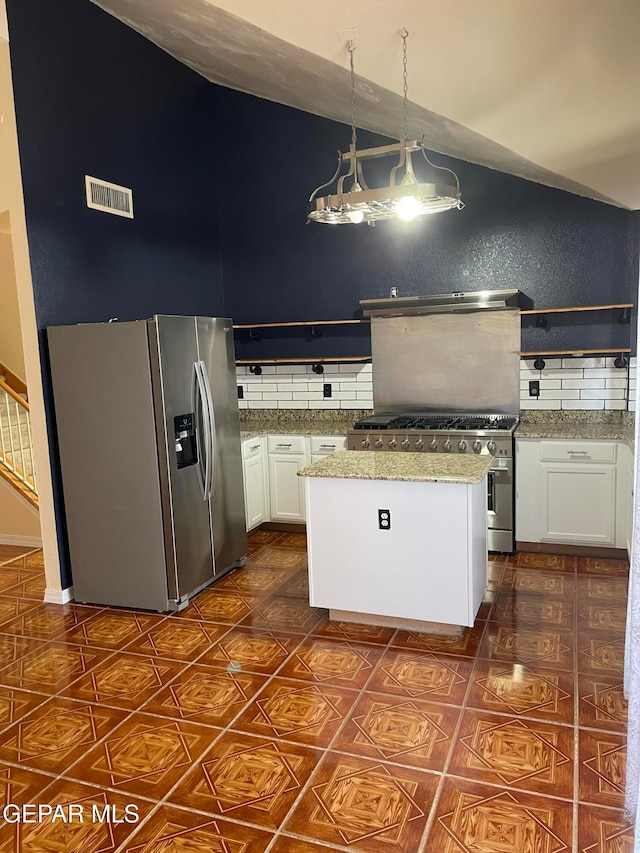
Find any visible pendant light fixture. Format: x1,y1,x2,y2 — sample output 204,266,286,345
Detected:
308,30,463,225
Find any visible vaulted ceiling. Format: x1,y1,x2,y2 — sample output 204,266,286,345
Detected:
85,0,640,210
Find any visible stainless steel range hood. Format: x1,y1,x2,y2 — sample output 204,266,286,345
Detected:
361,289,527,317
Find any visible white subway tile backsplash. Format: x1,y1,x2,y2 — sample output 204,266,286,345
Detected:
277,400,309,409
238,400,248,409
583,368,619,379
276,364,307,374
605,400,626,410
562,399,604,410
605,378,628,389
257,384,278,393
541,369,583,380
562,357,605,369
561,379,604,389
293,392,323,400
356,391,374,401
244,393,264,401
520,399,561,409
262,392,292,401
309,400,341,409
284,383,310,393
540,389,579,399
580,388,625,400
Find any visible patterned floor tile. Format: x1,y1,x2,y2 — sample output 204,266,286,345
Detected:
59,651,186,711
501,568,575,597
577,601,627,634
479,623,574,670
334,691,460,772
275,569,309,600
487,562,506,590
0,546,33,567
245,546,307,572
198,628,301,675
124,620,230,661
276,532,308,550
62,610,165,648
269,837,338,853
247,530,284,548
0,697,128,775
0,634,45,668
426,777,573,853
217,568,290,596
0,642,112,693
169,731,320,830
141,664,267,727
69,713,215,798
284,752,436,853
120,804,274,853
577,557,629,577
577,803,634,852
239,595,325,634
0,778,152,853
392,626,484,658
491,591,574,630
3,550,45,571
577,634,625,676
0,597,40,629
367,649,472,705
468,661,575,724
578,674,628,733
232,677,358,747
448,709,574,799
506,552,577,573
579,730,626,809
577,576,628,602
0,604,97,641
0,569,31,594
179,589,260,624
3,572,46,599
0,762,53,810
277,638,384,689
0,687,47,734
311,619,396,646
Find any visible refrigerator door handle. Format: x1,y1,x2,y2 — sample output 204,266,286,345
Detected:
193,361,211,501
201,361,217,500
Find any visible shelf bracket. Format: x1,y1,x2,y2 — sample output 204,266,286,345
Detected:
312,363,325,374
535,316,548,329
614,354,629,369
248,329,262,342
309,325,323,339
533,357,546,371
249,364,263,376
619,307,631,324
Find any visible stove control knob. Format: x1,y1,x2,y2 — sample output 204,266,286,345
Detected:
429,439,438,451
487,440,497,455
415,439,424,450
443,439,452,452
401,439,411,449
472,440,482,453
361,438,370,449
375,438,384,448
388,438,397,449
458,440,467,452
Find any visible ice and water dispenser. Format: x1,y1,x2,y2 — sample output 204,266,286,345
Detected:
174,414,197,468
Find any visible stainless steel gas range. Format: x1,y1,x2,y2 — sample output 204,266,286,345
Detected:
347,412,519,553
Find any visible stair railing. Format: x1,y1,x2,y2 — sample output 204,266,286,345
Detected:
0,376,37,496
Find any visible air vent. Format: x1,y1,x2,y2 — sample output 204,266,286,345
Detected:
85,176,134,219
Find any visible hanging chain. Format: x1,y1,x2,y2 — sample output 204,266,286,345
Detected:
349,40,358,153
401,28,409,142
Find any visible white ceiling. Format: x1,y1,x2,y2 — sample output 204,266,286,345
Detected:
87,0,640,210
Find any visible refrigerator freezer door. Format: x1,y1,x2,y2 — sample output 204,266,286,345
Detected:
47,321,170,610
196,317,247,575
150,316,215,601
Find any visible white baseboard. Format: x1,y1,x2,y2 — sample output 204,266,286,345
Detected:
44,586,74,605
0,534,42,547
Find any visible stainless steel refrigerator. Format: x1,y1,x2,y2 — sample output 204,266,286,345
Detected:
47,315,247,611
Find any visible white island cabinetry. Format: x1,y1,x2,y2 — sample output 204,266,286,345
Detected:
300,451,491,629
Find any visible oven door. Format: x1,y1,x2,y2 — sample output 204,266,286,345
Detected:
487,457,513,532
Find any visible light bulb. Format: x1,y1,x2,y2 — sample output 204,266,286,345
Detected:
347,209,365,224
395,195,421,221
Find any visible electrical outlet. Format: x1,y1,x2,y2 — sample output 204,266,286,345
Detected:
378,509,391,530
529,380,540,398
323,383,332,398
237,386,244,399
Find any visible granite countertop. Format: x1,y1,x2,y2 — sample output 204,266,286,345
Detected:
298,451,494,484
515,422,629,440
241,419,357,441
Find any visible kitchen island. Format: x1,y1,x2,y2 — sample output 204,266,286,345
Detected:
298,451,492,631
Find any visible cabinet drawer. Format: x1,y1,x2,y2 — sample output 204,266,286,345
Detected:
267,435,306,454
310,436,346,455
539,440,616,464
242,437,263,459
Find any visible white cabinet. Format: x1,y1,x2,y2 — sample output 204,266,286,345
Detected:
268,436,309,522
242,437,268,531
516,438,628,550
310,435,346,464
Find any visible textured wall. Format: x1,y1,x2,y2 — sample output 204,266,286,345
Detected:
6,0,227,586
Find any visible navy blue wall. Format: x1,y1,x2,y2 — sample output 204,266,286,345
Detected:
6,0,227,586
218,89,639,361
6,0,639,587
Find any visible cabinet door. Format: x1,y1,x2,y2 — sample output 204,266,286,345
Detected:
243,452,267,531
539,462,615,545
269,454,307,522
515,440,540,543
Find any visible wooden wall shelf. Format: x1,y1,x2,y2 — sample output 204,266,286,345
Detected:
520,302,633,316
519,347,631,357
233,319,367,329
236,356,370,366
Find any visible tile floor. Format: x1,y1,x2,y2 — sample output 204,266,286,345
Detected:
0,535,632,852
